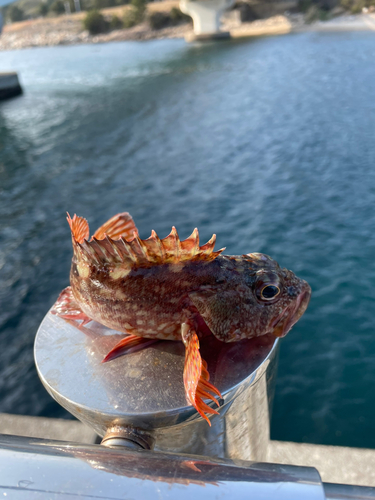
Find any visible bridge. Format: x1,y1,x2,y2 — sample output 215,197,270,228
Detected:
180,0,235,40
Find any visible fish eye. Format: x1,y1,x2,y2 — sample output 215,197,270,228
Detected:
260,285,280,300
255,272,282,302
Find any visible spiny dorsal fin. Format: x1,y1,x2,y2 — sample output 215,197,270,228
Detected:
92,212,138,241
67,213,89,244
68,212,138,245
69,214,225,267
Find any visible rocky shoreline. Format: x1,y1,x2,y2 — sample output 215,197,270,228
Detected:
1,7,375,51
0,18,191,51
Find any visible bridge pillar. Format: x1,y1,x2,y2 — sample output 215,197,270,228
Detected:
180,0,234,41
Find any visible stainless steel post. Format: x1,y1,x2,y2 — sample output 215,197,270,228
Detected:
34,310,279,461
0,434,327,500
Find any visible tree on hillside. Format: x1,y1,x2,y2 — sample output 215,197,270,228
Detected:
83,9,109,33
93,0,116,8
39,2,49,16
50,0,65,14
1,5,9,21
8,5,24,22
131,0,146,18
122,0,146,26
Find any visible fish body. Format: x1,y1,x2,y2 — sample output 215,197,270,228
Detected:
53,212,311,424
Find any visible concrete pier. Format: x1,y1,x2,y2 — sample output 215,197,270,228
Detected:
0,73,22,101
180,0,234,41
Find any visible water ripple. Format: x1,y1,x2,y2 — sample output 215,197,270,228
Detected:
1,33,375,446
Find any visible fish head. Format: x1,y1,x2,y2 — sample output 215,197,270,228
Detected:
242,253,311,339
190,253,311,342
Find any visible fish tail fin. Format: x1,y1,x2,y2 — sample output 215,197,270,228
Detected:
182,323,222,425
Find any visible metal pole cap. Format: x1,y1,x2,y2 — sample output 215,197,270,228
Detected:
34,311,278,439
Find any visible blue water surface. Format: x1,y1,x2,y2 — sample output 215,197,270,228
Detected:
1,32,375,447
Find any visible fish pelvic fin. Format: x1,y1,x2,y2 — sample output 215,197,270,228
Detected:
102,334,158,362
182,323,222,425
70,214,224,268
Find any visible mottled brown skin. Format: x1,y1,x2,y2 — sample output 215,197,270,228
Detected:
53,212,311,424
71,253,310,344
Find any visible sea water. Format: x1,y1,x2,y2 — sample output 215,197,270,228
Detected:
1,32,375,447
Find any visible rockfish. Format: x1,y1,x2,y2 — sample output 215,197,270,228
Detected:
52,212,311,424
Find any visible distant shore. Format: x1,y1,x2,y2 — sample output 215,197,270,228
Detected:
1,4,375,51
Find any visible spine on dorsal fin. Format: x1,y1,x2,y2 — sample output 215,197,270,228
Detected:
73,217,225,268
161,226,181,263
67,213,89,244
67,212,140,264
92,212,138,241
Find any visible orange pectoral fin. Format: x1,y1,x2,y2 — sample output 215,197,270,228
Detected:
51,286,92,327
102,335,158,362
92,212,138,242
181,323,222,425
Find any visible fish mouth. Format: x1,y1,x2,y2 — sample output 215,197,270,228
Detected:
272,282,311,338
